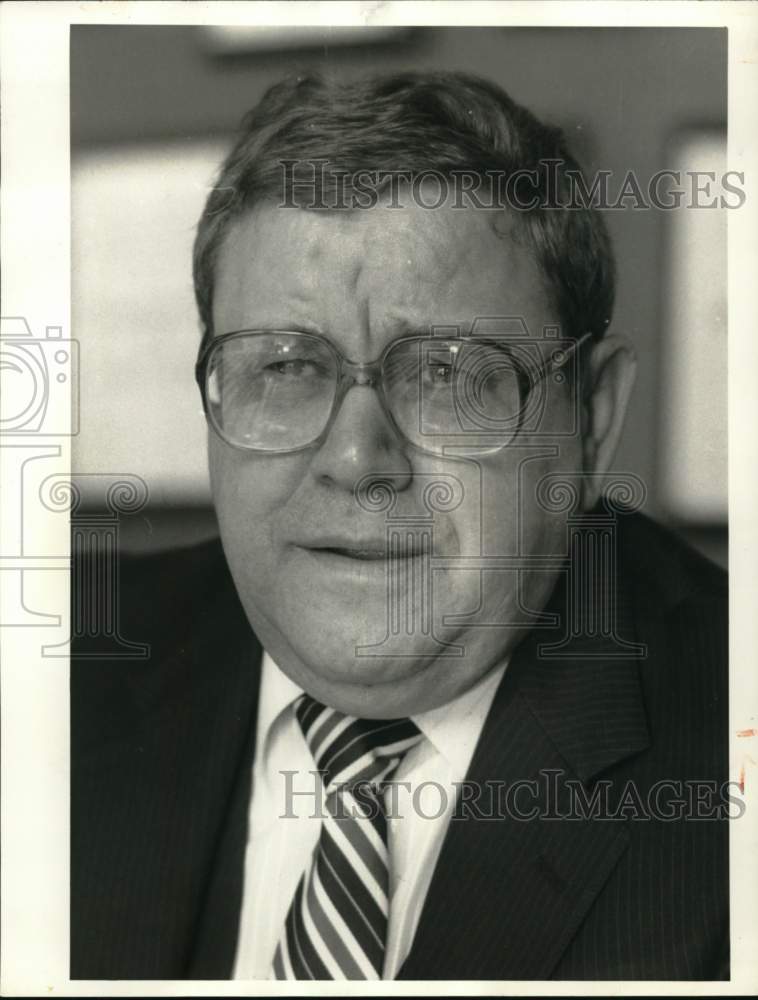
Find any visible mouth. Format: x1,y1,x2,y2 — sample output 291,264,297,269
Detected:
292,535,440,589
296,536,428,565
315,546,389,561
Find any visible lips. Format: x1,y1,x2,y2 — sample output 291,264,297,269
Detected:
295,534,426,561
319,546,388,560
303,542,393,562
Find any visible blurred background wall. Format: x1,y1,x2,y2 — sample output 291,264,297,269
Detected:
70,25,728,565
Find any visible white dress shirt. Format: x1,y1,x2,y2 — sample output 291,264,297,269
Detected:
232,651,507,980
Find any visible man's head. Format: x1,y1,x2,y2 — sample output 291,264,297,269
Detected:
193,71,636,718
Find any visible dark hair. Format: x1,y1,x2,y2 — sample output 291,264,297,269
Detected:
193,71,615,348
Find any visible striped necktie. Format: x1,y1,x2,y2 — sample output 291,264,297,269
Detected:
271,694,423,980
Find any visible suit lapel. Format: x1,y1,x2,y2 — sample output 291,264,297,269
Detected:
72,563,261,979
185,636,261,978
165,581,262,977
153,582,263,977
398,565,650,980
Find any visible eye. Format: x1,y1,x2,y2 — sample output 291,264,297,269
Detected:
265,358,321,378
429,362,454,383
422,359,457,389
419,341,463,388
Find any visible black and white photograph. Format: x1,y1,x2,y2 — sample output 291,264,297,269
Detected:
1,2,757,994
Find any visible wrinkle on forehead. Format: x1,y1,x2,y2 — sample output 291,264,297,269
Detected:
296,209,374,294
353,205,511,330
213,200,547,347
368,204,492,280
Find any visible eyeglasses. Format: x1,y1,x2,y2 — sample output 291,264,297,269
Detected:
195,329,591,457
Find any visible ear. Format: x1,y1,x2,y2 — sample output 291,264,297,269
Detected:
580,334,637,511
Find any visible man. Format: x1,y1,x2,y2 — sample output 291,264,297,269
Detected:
71,71,729,980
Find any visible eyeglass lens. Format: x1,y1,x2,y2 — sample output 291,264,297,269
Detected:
205,332,528,454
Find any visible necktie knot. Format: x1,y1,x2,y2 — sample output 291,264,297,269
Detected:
295,694,422,794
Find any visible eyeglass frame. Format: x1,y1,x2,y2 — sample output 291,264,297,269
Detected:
194,327,593,457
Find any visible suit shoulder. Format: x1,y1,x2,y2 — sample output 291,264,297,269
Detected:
74,535,234,646
119,535,231,596
71,536,252,753
616,509,727,612
617,511,728,771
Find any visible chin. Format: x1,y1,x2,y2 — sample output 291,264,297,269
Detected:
289,626,440,687
294,661,444,720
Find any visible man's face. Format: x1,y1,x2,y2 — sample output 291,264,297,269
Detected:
209,196,583,717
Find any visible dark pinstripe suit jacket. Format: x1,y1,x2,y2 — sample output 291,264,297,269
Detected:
71,508,729,980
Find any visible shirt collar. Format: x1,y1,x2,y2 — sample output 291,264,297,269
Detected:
257,650,508,782
255,650,305,760
410,658,507,782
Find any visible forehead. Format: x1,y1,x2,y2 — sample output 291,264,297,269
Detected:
212,197,554,347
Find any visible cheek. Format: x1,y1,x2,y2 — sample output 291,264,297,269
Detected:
208,441,302,556
474,440,583,558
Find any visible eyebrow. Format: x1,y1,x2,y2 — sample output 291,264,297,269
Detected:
214,321,324,338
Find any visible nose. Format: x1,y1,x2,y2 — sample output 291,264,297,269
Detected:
308,383,412,494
